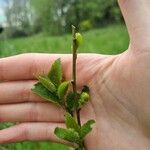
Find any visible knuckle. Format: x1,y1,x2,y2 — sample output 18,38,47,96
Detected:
20,84,31,102
21,123,30,140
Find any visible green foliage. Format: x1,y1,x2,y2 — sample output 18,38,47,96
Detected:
31,28,95,150
65,113,80,133
48,58,62,87
32,82,60,105
54,128,80,144
66,92,80,113
57,81,70,99
37,75,56,93
0,25,128,57
32,59,68,107
4,0,122,37
79,120,95,139
55,113,95,146
80,20,92,31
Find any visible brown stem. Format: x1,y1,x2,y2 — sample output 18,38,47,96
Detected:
72,25,80,124
72,25,77,93
71,25,85,150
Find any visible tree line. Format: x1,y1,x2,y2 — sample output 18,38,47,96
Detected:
3,0,123,38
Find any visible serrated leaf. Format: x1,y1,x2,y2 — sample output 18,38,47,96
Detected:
54,127,80,144
66,92,80,112
80,120,95,139
32,82,60,105
57,81,70,99
65,112,80,132
48,58,62,87
37,76,56,93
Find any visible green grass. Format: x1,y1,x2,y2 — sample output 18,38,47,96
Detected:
0,24,129,57
0,24,129,150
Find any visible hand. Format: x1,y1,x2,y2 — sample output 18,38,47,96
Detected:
0,0,150,149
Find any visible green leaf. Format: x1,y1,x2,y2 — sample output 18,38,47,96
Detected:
32,82,60,105
66,92,80,112
65,112,80,133
37,75,56,93
57,81,70,99
48,58,62,87
80,120,95,139
54,127,80,144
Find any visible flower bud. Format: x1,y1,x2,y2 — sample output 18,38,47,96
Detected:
81,92,89,102
78,92,89,108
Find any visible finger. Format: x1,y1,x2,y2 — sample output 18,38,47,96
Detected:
0,102,64,122
118,0,150,50
0,53,102,85
0,80,43,104
0,53,71,81
0,123,72,146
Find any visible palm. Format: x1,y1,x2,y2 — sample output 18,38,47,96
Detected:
80,53,150,149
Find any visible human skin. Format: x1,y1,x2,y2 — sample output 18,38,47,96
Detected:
0,0,150,149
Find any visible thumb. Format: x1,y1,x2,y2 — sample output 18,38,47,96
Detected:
118,0,150,52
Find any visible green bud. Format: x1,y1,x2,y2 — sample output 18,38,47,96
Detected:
81,92,89,102
78,92,90,108
75,32,83,47
38,76,56,93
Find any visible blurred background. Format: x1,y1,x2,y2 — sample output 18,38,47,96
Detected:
0,0,129,149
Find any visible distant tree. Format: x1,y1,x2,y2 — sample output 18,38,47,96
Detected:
31,0,71,35
4,0,33,37
0,26,4,34
3,0,122,37
65,0,122,32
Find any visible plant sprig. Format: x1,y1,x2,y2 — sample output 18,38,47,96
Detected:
32,26,95,150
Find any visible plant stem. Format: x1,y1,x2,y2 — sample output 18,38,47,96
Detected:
72,25,80,124
72,25,77,93
71,25,85,150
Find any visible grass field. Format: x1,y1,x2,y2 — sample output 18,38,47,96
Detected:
0,24,129,150
0,24,129,57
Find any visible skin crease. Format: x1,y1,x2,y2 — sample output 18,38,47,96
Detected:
0,0,150,149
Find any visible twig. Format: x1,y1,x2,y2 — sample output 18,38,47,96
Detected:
71,25,85,150
72,25,77,93
72,25,80,124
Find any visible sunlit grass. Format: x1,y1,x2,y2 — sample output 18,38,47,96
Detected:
0,24,129,57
